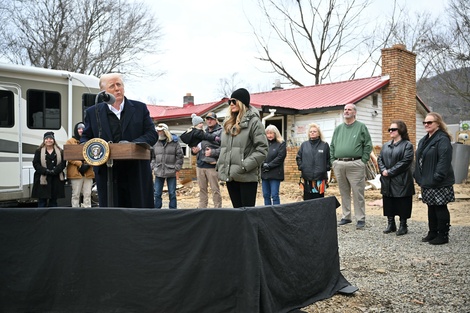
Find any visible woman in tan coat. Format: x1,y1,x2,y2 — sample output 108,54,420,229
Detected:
66,122,95,207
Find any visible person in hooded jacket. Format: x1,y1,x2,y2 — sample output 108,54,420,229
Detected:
261,124,286,205
191,112,223,208
414,112,455,245
296,123,330,200
65,122,95,207
216,88,268,208
377,120,415,236
32,132,66,207
151,123,184,209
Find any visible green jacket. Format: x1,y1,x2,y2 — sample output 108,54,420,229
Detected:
217,107,268,182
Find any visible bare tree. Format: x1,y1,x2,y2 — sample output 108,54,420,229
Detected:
0,0,163,77
251,0,374,87
420,0,470,102
216,73,248,98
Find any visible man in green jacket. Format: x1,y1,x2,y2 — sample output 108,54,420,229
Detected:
330,104,372,229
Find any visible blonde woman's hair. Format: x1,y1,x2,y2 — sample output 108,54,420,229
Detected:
223,99,247,136
307,123,324,141
265,124,284,143
427,112,452,140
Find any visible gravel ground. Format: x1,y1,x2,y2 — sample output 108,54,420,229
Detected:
301,215,470,313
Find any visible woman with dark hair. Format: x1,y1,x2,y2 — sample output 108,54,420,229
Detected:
32,131,66,207
216,88,268,208
414,113,455,245
378,120,415,235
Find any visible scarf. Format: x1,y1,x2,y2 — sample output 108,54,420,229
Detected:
40,146,64,185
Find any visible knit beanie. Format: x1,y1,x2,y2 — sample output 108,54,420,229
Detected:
191,113,204,126
43,131,55,140
230,88,250,107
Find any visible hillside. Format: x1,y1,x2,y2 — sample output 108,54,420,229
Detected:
417,68,470,124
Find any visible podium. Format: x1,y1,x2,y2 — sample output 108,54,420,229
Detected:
64,142,151,206
64,142,150,161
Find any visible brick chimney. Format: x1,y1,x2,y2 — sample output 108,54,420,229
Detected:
183,93,194,107
381,44,417,146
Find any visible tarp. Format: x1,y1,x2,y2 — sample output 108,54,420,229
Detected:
0,196,351,313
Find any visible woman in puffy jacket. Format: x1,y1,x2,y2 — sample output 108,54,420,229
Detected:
414,112,455,245
261,125,287,205
216,88,268,208
377,120,415,236
296,123,330,200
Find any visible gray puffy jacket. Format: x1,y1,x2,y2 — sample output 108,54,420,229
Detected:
216,107,268,182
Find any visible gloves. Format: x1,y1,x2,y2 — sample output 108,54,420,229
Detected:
79,164,90,175
45,169,54,175
262,163,270,172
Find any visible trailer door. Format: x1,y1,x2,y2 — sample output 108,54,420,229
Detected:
0,84,22,200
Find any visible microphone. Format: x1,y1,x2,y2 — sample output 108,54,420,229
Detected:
99,91,116,105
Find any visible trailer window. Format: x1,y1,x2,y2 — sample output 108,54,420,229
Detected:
0,90,14,127
27,89,61,129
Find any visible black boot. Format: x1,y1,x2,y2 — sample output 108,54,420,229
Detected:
383,216,396,234
429,220,450,245
396,219,408,236
422,206,438,242
421,231,438,242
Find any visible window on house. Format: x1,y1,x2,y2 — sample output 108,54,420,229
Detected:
0,90,14,127
372,93,378,108
27,89,61,129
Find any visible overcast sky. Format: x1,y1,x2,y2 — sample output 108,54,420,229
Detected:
125,0,446,106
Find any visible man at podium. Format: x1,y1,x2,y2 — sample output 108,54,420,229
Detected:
81,73,157,208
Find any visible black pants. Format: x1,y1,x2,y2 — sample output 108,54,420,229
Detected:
226,181,258,208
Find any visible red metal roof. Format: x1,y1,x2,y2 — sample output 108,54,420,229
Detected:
147,76,390,119
250,76,389,110
147,99,227,120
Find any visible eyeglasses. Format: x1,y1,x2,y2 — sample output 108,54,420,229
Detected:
228,99,237,106
423,121,435,125
388,128,398,132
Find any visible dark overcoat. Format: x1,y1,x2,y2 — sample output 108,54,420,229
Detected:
377,139,415,197
81,97,157,208
31,148,66,200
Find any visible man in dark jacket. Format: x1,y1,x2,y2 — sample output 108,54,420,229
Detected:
81,73,157,208
191,112,223,208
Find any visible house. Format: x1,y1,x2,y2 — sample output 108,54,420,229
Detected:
148,44,430,182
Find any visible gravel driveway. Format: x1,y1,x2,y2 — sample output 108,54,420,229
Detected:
301,215,470,312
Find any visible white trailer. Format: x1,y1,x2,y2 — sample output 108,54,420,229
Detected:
0,63,100,205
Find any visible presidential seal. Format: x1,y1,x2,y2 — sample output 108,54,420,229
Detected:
83,138,110,166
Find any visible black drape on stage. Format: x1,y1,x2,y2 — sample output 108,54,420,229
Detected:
0,196,352,313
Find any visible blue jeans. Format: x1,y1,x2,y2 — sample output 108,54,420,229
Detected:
262,179,281,205
154,177,177,209
38,198,58,207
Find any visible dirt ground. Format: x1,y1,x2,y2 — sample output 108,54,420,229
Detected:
176,172,470,226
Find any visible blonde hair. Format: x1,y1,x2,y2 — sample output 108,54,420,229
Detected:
426,112,452,140
265,124,284,143
223,99,247,136
99,73,124,90
307,123,324,141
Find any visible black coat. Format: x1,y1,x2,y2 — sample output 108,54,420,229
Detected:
296,139,330,181
377,140,415,197
261,140,286,180
31,147,66,199
81,97,158,208
414,130,455,188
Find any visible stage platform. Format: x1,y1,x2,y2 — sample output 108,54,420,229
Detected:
0,196,352,313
